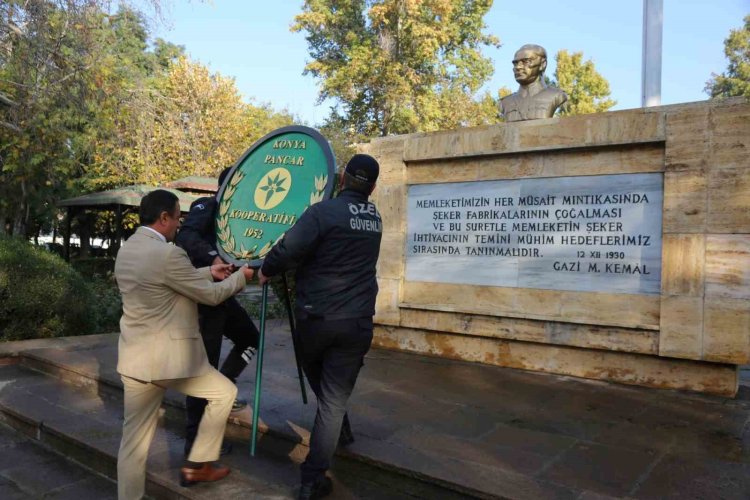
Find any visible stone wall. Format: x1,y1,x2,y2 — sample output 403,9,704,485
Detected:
361,98,750,397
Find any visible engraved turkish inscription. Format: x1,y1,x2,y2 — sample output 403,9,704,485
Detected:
405,173,663,295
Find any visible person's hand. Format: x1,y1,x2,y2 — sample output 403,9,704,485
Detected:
210,263,232,281
211,255,225,266
241,265,254,281
258,269,271,285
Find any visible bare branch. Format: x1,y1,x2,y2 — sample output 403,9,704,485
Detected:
0,120,21,132
0,92,16,107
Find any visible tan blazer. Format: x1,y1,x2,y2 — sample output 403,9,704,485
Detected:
114,227,246,381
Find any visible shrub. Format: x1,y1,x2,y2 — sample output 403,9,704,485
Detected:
71,257,115,279
269,272,296,313
89,272,123,334
70,257,122,334
0,236,98,340
236,288,287,320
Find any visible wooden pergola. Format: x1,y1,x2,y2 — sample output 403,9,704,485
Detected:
56,182,211,261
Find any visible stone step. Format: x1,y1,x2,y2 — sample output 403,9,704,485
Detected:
3,331,750,499
0,419,119,499
0,358,481,500
14,343,497,499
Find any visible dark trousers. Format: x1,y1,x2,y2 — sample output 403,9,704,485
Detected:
185,296,260,446
298,316,373,484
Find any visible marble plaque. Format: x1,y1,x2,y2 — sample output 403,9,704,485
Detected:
405,173,663,295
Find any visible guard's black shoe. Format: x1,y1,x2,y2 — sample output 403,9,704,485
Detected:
298,476,333,500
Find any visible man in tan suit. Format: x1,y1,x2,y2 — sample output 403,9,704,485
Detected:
115,189,254,500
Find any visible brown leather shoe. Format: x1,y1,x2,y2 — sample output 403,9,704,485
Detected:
179,463,230,487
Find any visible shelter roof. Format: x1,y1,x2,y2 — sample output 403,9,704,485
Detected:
57,184,201,212
164,176,217,193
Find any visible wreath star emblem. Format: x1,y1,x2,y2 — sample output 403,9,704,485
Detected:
259,172,288,206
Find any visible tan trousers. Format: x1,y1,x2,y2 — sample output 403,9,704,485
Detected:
117,368,237,500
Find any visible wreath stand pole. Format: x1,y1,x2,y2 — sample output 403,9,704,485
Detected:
250,282,268,457
281,273,308,404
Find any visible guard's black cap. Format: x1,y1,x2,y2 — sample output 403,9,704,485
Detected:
344,154,379,185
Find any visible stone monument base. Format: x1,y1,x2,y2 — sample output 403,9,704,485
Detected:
365,98,749,398
374,325,738,397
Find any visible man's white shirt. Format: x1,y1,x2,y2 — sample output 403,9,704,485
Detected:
141,226,166,243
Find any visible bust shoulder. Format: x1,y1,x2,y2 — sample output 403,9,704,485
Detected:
499,92,522,112
539,86,568,105
501,92,521,103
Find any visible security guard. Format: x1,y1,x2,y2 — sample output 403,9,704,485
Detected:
259,154,382,500
175,167,260,457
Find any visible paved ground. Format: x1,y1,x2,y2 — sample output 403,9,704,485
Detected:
0,421,117,499
0,324,749,499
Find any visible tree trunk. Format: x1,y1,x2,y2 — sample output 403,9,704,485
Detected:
13,178,28,237
78,212,91,258
64,208,72,261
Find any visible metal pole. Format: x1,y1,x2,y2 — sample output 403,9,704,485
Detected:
282,273,308,404
641,0,663,107
250,282,268,457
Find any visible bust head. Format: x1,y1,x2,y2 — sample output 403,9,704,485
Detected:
512,44,547,86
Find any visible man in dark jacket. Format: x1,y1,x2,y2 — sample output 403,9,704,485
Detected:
259,154,382,500
175,168,260,457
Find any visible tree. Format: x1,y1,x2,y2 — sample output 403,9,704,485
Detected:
706,15,750,98
81,7,185,190
292,0,500,137
552,50,616,116
90,56,295,187
0,0,109,236
0,2,172,236
0,1,290,239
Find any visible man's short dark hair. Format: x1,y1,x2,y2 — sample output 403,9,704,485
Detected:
140,189,179,226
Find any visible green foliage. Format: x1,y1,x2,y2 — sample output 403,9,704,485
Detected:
292,0,500,137
0,236,97,340
0,2,173,237
66,259,120,334
236,291,287,320
88,55,296,189
70,257,115,280
0,1,295,242
87,271,122,334
552,50,616,116
706,15,750,98
319,115,359,171
0,1,97,237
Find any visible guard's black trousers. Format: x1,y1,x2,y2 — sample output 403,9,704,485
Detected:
298,316,373,484
185,297,260,448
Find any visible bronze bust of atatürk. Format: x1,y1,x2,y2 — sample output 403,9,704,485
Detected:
500,44,568,122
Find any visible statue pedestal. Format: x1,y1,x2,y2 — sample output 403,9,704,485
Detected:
364,98,750,397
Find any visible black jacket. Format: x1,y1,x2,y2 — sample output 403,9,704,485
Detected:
175,196,221,268
261,189,382,320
